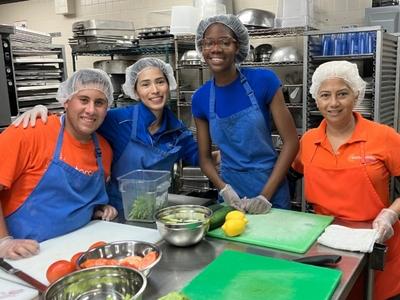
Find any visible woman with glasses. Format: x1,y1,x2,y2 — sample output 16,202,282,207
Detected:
192,14,299,213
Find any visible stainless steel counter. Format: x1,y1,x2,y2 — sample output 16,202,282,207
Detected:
127,221,367,300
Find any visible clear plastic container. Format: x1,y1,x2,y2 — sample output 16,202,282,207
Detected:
118,170,171,222
275,0,315,28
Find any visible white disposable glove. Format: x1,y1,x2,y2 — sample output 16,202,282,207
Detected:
12,105,48,128
243,195,272,214
372,208,398,243
93,205,118,221
219,184,244,212
0,236,40,260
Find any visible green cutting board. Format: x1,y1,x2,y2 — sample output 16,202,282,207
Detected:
207,208,333,253
182,250,342,300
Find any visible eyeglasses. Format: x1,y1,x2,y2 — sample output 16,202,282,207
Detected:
201,37,237,50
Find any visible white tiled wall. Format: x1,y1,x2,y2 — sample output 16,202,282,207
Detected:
0,0,373,73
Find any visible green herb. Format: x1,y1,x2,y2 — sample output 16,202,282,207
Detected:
128,194,155,220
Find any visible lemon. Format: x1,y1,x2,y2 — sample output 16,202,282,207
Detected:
225,210,248,224
221,219,246,237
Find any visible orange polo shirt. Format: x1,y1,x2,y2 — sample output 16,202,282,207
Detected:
293,113,400,207
0,116,112,216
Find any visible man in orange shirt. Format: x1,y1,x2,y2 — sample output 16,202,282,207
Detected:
293,61,400,300
0,69,117,260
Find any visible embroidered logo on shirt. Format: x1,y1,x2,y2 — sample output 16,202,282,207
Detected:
349,155,377,163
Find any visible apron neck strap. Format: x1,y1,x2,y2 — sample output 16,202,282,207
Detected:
209,68,258,118
55,115,103,170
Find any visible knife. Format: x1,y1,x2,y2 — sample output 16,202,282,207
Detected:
0,258,47,293
293,255,342,266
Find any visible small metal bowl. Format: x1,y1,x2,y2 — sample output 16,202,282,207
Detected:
155,205,212,247
77,240,161,277
44,266,146,300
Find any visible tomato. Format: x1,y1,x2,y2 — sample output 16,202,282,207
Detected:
70,251,84,267
119,256,142,269
139,251,158,270
80,258,118,268
46,260,76,283
88,241,107,250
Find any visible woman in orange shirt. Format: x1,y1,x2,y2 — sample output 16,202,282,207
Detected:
293,60,400,300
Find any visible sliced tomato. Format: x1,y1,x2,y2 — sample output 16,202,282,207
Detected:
70,251,84,267
118,255,142,269
46,260,76,283
80,258,118,268
138,251,158,270
88,241,107,250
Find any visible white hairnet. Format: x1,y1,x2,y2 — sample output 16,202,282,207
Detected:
310,61,366,102
122,57,177,100
56,68,114,106
195,14,249,64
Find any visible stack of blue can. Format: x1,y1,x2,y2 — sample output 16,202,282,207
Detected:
321,31,376,56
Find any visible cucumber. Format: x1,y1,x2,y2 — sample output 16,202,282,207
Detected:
209,205,235,230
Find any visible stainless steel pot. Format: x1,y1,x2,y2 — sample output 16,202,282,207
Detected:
93,59,135,74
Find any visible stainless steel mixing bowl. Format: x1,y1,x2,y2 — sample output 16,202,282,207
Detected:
44,266,146,300
236,8,275,29
269,46,301,63
77,240,161,277
155,205,212,247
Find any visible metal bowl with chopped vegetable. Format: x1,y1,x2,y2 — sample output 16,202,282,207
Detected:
76,240,162,277
44,265,146,300
155,205,213,247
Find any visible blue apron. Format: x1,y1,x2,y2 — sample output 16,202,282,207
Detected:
209,70,290,208
6,116,108,242
107,105,184,214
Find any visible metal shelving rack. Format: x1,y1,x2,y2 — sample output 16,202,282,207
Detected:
304,26,399,131
12,45,67,113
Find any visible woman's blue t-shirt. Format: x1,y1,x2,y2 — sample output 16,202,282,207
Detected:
192,68,281,125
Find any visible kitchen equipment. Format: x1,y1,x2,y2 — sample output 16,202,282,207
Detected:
236,8,275,29
137,26,172,39
180,166,212,192
0,277,39,299
269,46,301,63
170,6,200,35
180,50,202,66
72,20,135,37
155,205,213,247
44,266,146,300
288,85,302,103
0,221,161,286
0,25,17,128
182,250,342,300
77,240,161,276
207,208,333,253
93,59,134,74
254,43,273,62
193,0,233,15
93,59,135,96
293,254,342,266
244,45,255,62
275,0,315,28
118,169,171,222
119,171,168,218
0,259,47,293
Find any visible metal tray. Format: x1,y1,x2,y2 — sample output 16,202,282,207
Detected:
73,20,134,31
74,29,135,38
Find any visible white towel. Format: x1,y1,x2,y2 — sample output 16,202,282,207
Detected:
317,224,379,253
